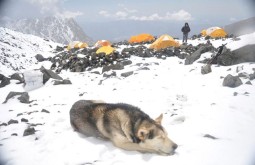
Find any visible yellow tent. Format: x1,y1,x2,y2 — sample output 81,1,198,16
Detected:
206,27,227,38
129,33,155,43
74,42,88,49
201,29,207,36
94,40,111,47
149,34,180,50
67,41,88,50
96,46,115,55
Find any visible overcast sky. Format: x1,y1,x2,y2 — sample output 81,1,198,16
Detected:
0,0,254,40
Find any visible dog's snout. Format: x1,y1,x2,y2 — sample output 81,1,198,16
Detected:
172,143,178,150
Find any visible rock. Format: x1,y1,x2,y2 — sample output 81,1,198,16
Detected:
203,134,218,140
41,109,50,113
10,73,24,83
249,72,255,80
0,74,10,88
40,67,63,84
245,81,252,85
35,54,46,62
201,64,212,75
185,45,213,65
119,60,132,66
0,123,8,126
18,92,30,103
53,79,72,85
11,133,18,136
121,71,134,77
3,92,30,104
23,127,36,136
102,63,124,73
8,119,19,125
56,46,64,52
21,118,29,122
223,74,243,88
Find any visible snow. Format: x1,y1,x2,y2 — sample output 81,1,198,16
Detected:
1,30,255,165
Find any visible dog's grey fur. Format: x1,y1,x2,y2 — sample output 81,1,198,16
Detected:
70,100,177,155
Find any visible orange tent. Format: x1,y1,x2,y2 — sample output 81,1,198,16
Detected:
129,33,155,43
149,34,180,50
94,40,111,47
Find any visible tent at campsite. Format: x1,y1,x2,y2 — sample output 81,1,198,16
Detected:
94,40,111,47
201,29,207,36
96,46,115,55
129,33,155,43
67,41,88,50
205,27,227,38
149,34,180,50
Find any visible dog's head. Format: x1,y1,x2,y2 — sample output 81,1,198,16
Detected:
136,114,177,155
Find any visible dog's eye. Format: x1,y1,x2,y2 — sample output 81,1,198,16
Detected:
148,130,154,139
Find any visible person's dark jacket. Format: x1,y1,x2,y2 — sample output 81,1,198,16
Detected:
181,26,190,34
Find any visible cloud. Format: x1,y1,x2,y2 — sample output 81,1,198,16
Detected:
99,9,193,21
57,11,83,19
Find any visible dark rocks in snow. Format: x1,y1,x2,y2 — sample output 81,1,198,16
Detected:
10,73,24,83
56,45,64,52
41,109,50,113
40,66,63,84
203,134,218,140
249,72,255,80
35,54,46,62
53,79,72,85
21,118,29,122
201,64,212,75
218,44,255,66
0,74,10,88
23,127,36,136
3,92,30,104
102,63,124,73
8,119,19,125
223,74,243,88
185,45,214,65
245,81,252,85
0,123,8,126
121,71,134,77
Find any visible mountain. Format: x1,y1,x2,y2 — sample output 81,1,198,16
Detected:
0,27,60,74
4,16,93,45
224,17,255,36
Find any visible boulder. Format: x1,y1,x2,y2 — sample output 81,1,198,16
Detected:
35,54,46,62
121,71,134,77
223,74,243,88
3,92,30,104
23,127,36,136
185,45,213,65
10,73,24,83
53,79,72,85
218,44,255,66
0,74,10,88
102,63,124,73
40,67,63,84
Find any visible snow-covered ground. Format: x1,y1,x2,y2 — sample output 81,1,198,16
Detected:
0,30,255,165
0,27,60,75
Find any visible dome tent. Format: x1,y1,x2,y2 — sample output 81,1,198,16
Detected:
149,34,180,50
201,29,207,36
129,33,155,43
94,40,111,47
206,27,227,38
96,46,115,55
67,41,88,50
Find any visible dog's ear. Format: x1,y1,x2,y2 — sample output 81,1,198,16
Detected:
137,128,149,141
155,113,163,125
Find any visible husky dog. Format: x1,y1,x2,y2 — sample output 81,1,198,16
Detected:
70,100,178,155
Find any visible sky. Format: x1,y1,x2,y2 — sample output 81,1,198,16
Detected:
0,0,255,40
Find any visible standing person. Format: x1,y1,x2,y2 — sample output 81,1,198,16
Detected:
181,22,190,44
